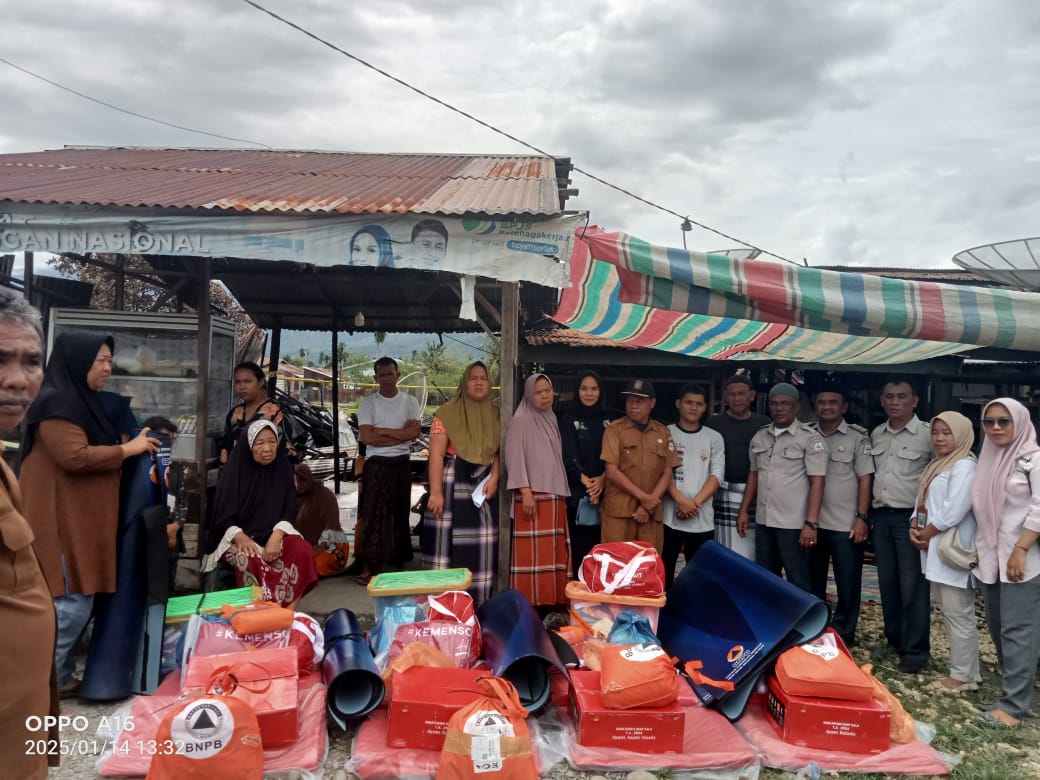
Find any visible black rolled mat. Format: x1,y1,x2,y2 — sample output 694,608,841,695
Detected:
323,608,385,729
657,541,829,720
81,438,171,701
476,589,568,713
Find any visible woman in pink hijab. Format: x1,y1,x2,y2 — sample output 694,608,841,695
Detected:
972,398,1040,728
504,373,571,610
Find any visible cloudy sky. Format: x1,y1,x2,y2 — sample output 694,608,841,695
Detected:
2,0,1037,269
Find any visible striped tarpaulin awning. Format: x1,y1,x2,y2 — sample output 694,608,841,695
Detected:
576,227,1040,352
552,230,971,364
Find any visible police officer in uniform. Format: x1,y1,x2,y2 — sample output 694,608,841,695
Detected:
600,379,681,555
809,381,875,646
737,383,827,592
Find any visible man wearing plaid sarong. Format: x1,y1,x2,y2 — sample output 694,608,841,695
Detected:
706,374,770,560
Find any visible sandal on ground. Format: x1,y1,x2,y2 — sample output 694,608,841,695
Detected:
354,574,372,586
977,709,1020,728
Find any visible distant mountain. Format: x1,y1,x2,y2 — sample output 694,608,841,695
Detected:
277,330,483,365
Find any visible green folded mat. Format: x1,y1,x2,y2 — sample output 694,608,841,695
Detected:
367,568,471,595
164,586,257,622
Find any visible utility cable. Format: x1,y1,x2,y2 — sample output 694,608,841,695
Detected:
0,55,272,149
238,0,792,263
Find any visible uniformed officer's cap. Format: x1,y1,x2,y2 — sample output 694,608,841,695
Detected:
768,382,800,400
813,378,848,400
621,378,655,398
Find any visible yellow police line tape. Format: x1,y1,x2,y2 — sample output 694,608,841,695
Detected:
270,374,499,391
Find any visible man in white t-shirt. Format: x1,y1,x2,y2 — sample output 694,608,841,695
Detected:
663,383,725,588
356,357,422,583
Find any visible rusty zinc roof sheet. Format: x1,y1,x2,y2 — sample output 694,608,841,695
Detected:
0,147,569,216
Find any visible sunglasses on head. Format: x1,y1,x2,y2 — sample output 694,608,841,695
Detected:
982,417,1012,429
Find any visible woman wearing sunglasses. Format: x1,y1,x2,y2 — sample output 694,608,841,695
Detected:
972,398,1040,728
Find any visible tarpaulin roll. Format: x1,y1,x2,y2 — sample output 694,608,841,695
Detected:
476,589,568,713
323,608,385,729
81,433,171,701
657,541,829,720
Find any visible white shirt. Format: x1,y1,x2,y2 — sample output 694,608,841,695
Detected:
663,424,725,533
357,391,421,458
919,458,977,587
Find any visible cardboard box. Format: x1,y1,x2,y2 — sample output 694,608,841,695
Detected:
570,669,684,754
184,646,298,747
388,666,486,751
765,675,891,754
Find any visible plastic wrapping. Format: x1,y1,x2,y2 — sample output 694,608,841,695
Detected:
735,700,951,775
96,672,327,778
567,580,666,639
561,684,759,775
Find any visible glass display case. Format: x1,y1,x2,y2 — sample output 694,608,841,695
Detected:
48,309,236,454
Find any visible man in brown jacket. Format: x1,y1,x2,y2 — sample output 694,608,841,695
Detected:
0,289,57,778
600,379,681,554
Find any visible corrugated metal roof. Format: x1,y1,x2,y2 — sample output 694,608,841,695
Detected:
525,326,638,349
0,147,571,216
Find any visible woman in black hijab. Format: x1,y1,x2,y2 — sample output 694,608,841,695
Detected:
204,419,318,608
557,370,611,578
20,332,158,696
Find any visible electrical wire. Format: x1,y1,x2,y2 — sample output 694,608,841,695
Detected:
238,0,793,264
0,55,272,149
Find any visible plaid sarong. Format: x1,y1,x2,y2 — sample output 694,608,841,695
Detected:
421,454,497,605
713,482,756,561
510,493,570,607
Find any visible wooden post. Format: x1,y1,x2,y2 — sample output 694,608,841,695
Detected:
195,260,211,547
496,282,519,594
23,251,34,303
332,321,341,494
267,317,282,397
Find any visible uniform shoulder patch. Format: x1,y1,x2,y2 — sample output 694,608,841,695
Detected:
808,432,825,453
849,423,868,435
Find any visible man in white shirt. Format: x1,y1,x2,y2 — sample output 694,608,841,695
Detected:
356,357,421,583
663,383,725,588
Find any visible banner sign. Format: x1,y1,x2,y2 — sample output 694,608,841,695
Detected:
0,204,584,287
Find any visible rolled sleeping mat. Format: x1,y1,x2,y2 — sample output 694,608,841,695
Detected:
81,442,167,701
322,608,385,729
657,540,830,720
476,589,568,713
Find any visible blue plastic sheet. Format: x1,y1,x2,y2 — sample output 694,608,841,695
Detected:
657,541,829,720
323,608,385,729
476,589,568,713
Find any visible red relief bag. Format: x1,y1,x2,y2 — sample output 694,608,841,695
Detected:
146,694,263,780
580,541,666,597
774,629,874,702
599,643,680,709
437,677,538,780
184,647,299,747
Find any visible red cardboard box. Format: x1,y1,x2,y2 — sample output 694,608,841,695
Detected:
570,669,684,754
765,675,891,754
388,666,486,751
184,646,298,747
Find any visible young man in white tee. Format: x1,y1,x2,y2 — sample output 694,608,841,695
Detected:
662,383,725,588
356,357,422,583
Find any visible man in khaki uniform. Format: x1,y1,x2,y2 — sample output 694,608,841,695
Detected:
737,383,827,592
870,375,932,673
809,382,874,646
600,379,681,554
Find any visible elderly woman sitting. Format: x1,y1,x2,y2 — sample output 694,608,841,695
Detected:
203,420,318,608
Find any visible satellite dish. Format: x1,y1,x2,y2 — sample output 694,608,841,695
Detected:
953,237,1040,291
398,371,429,413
